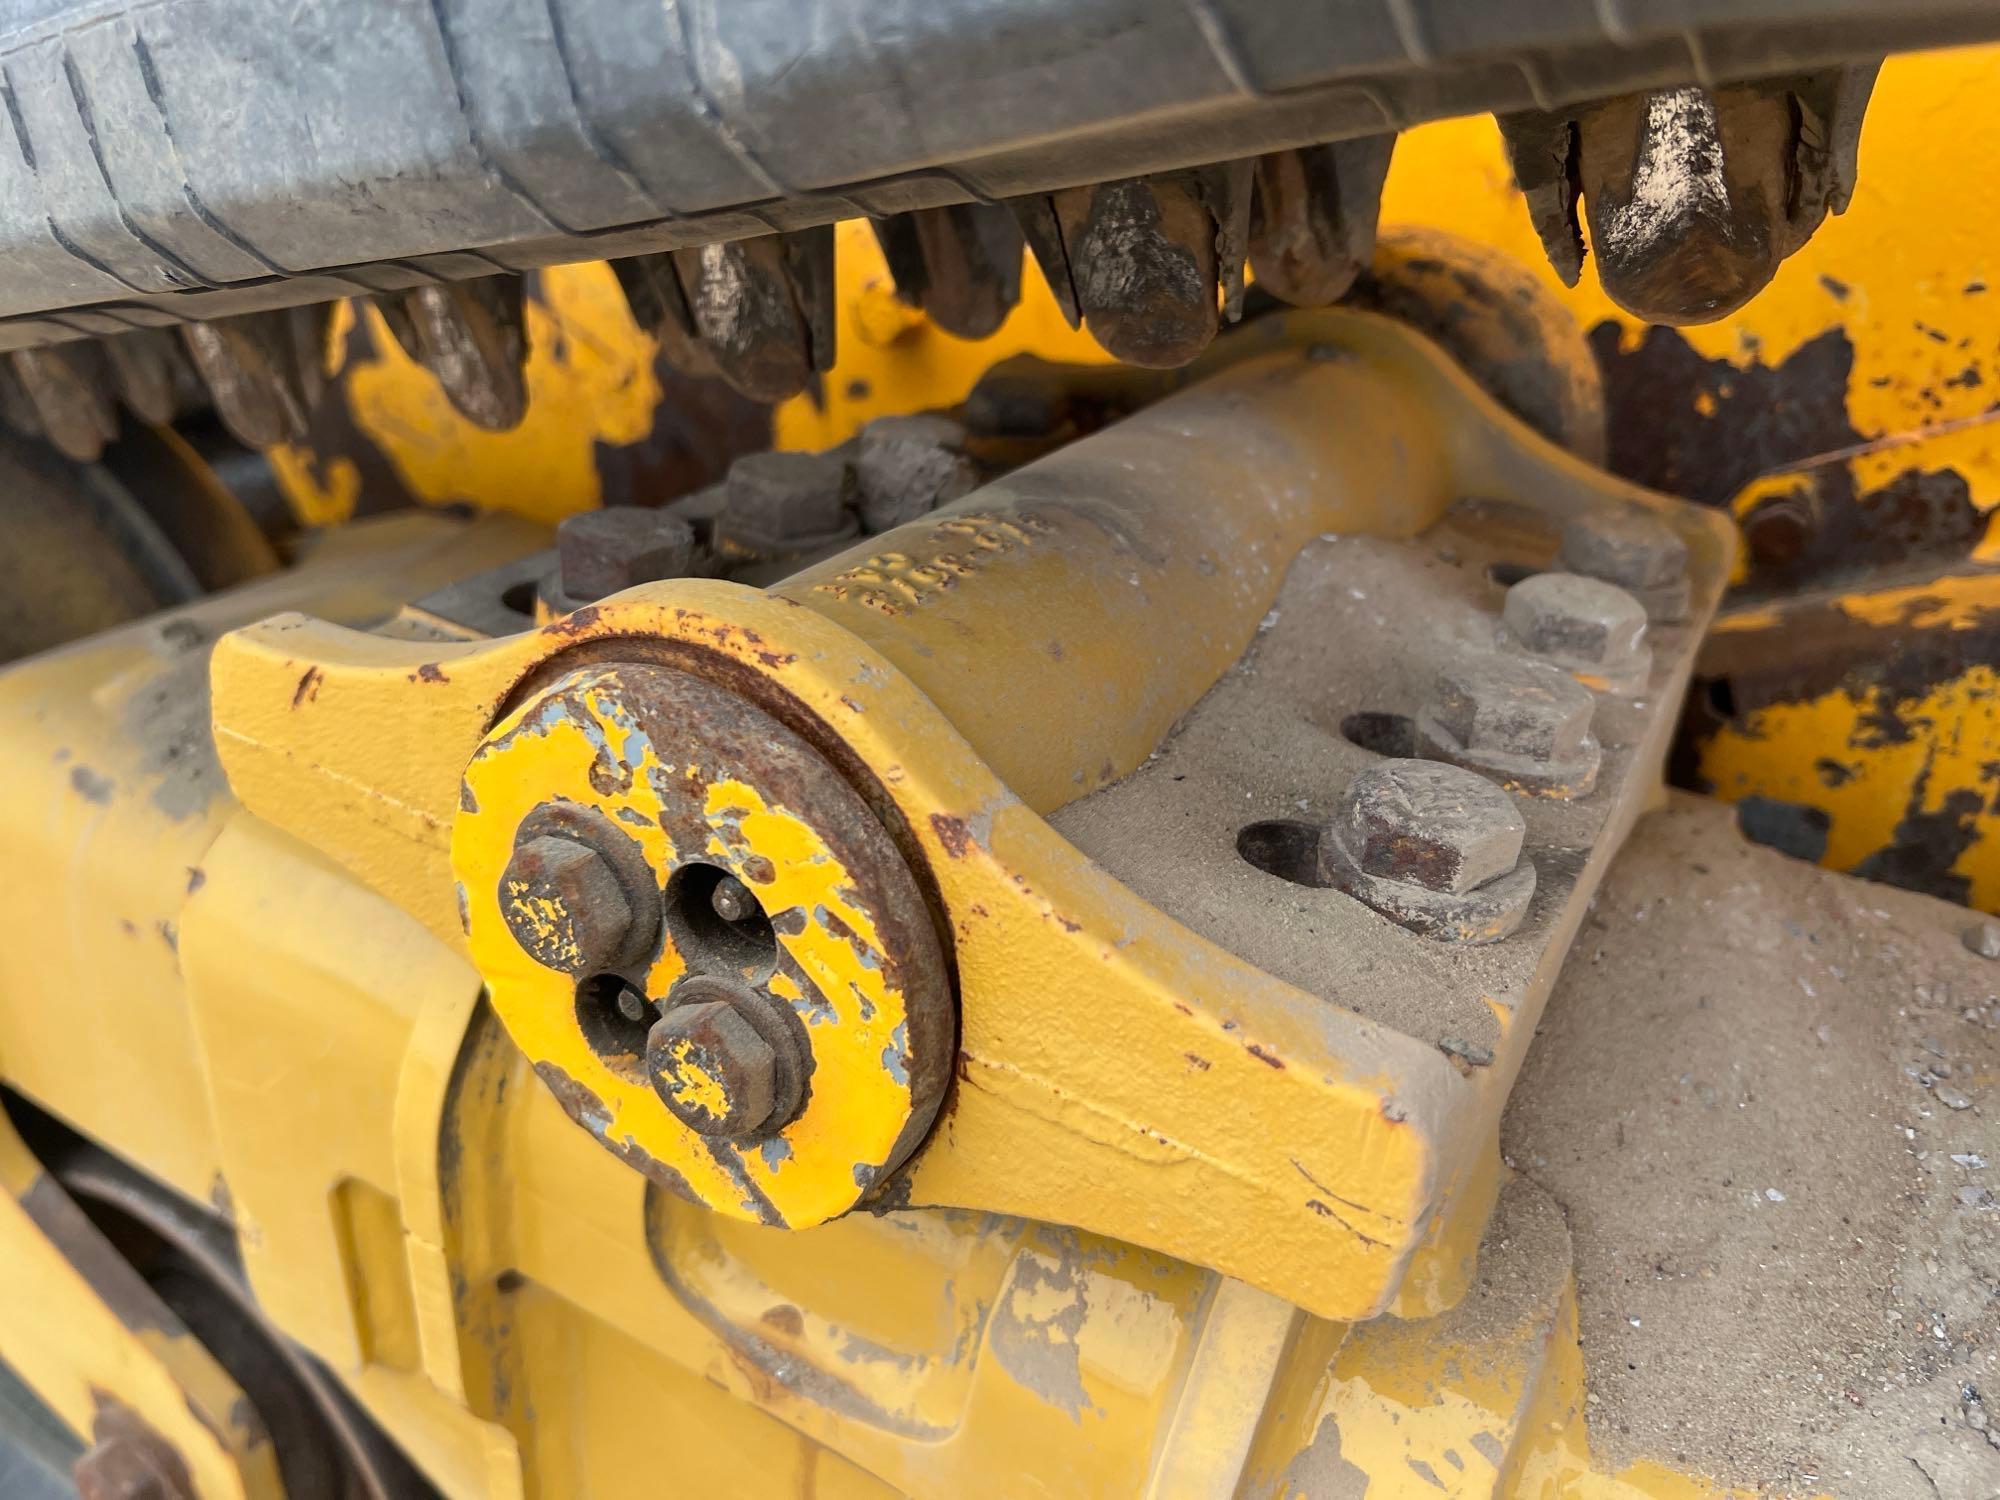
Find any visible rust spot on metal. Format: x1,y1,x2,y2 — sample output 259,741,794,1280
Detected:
545,604,605,637
290,666,323,707
1246,1043,1284,1069
1183,1053,1211,1070
929,813,973,858
1597,324,1986,596
410,662,450,684
82,1394,198,1500
761,1304,805,1337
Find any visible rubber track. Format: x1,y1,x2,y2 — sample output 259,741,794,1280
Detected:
0,0,1992,351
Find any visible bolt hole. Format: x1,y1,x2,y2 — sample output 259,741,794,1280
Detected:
1236,819,1330,888
665,863,779,980
1340,711,1415,758
1487,560,1538,590
575,973,657,1071
499,579,539,617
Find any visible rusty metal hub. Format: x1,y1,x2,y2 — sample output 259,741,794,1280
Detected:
453,661,952,1228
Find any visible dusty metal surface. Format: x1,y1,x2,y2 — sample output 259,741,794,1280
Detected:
1049,502,1715,1056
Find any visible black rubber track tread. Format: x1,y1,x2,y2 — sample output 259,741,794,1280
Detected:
0,0,1992,350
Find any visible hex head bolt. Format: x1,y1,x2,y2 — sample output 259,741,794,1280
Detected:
555,507,698,603
1318,759,1536,944
1557,507,1690,621
715,450,859,558
855,413,978,532
708,874,759,924
647,974,806,1139
499,834,634,977
1416,652,1602,798
1502,571,1653,697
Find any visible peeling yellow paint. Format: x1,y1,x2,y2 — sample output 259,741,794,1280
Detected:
659,1039,731,1120
454,663,924,1230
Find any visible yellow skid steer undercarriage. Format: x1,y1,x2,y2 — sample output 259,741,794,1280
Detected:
0,17,1997,1500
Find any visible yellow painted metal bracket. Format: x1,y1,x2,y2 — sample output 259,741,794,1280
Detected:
210,310,1733,1323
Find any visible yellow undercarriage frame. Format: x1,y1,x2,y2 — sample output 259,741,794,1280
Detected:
0,300,1767,1496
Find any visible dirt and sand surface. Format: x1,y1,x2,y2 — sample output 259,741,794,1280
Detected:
1506,794,2000,1497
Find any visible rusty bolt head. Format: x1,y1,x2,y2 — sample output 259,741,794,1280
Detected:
74,1434,193,1500
1558,507,1687,591
557,507,697,601
1503,571,1648,668
962,370,1071,437
499,834,634,977
719,450,855,550
1329,758,1525,895
856,413,977,532
648,998,778,1137
1428,654,1595,762
1741,487,1815,567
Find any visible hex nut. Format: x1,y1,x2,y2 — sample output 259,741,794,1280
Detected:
716,450,858,554
1431,654,1593,760
1417,654,1602,798
557,507,697,601
499,834,634,977
856,413,978,532
1327,758,1525,895
1318,760,1536,944
1558,507,1686,588
1558,507,1690,621
1503,571,1652,693
648,998,779,1137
